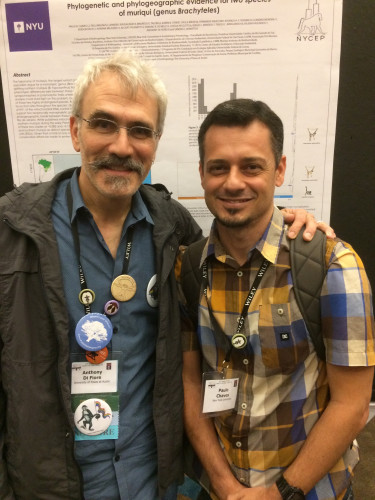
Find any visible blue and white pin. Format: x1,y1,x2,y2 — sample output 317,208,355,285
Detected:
75,313,113,351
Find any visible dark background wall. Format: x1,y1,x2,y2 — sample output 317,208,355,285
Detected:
1,0,375,294
330,0,375,302
0,73,12,194
331,2,375,399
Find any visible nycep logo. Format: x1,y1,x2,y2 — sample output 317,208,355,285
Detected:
297,0,325,42
6,1,52,52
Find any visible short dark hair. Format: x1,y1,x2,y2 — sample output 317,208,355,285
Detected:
198,98,284,166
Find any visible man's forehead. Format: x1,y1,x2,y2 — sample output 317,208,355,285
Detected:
80,73,158,123
205,120,271,137
83,72,138,103
204,122,273,152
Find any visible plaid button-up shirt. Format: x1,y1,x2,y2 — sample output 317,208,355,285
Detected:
178,208,375,499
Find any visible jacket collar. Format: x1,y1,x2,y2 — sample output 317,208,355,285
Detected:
3,168,185,246
2,168,76,234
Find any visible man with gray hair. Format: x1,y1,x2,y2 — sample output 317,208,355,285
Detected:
0,52,329,499
0,49,202,500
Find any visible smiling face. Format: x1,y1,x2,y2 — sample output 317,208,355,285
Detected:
70,70,160,208
199,120,286,233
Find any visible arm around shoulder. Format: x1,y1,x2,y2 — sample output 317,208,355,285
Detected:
281,208,335,240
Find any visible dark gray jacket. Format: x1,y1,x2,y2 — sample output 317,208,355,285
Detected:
0,168,202,499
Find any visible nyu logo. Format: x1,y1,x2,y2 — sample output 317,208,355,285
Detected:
13,21,45,34
297,0,326,42
6,2,52,52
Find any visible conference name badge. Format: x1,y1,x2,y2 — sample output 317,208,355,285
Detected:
201,372,239,416
71,360,118,394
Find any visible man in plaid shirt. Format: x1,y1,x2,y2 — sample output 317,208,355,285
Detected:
180,99,375,500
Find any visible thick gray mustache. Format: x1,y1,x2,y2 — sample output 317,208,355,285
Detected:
89,156,145,176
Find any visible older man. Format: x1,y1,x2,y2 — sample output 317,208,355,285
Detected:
0,50,203,500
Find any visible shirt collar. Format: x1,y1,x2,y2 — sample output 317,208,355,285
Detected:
254,207,285,264
67,168,154,226
204,206,285,266
68,168,85,223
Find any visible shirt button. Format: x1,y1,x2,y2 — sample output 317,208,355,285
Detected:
236,441,242,448
237,271,243,277
278,308,284,315
241,402,247,410
114,455,120,462
243,359,249,365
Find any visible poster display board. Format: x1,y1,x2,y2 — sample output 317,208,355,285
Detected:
0,0,342,233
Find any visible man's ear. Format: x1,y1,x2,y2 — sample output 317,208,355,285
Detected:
199,162,204,184
70,116,81,152
275,155,286,187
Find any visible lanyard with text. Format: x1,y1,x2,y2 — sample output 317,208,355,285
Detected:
66,181,137,363
66,182,135,315
202,256,270,365
67,182,122,440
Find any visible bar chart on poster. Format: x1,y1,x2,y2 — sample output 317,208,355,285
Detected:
191,78,238,116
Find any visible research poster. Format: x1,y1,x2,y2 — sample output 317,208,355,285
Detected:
0,0,342,233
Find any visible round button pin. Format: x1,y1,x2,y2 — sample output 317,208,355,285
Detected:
75,312,113,351
85,347,109,364
104,300,120,316
111,275,136,302
74,398,112,436
79,288,95,305
146,274,158,308
231,333,247,349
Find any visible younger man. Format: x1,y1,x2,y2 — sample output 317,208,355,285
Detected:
180,99,375,500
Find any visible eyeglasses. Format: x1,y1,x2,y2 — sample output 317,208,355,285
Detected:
78,117,160,141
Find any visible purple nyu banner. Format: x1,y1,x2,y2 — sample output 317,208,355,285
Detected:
6,2,52,52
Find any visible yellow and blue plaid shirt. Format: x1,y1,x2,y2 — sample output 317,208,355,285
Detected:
178,208,375,499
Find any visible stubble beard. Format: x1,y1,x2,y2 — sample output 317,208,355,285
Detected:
216,211,255,228
215,205,273,233
208,200,255,229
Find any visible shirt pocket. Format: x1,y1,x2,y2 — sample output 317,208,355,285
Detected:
258,303,310,373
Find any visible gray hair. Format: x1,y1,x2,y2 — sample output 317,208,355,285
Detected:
71,49,168,134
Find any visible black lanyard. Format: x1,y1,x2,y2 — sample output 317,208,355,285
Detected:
202,256,270,363
66,182,134,315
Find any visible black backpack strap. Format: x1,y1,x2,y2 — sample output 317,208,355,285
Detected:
290,230,327,360
180,237,208,328
181,231,328,360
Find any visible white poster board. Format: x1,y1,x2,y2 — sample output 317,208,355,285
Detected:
0,0,342,233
